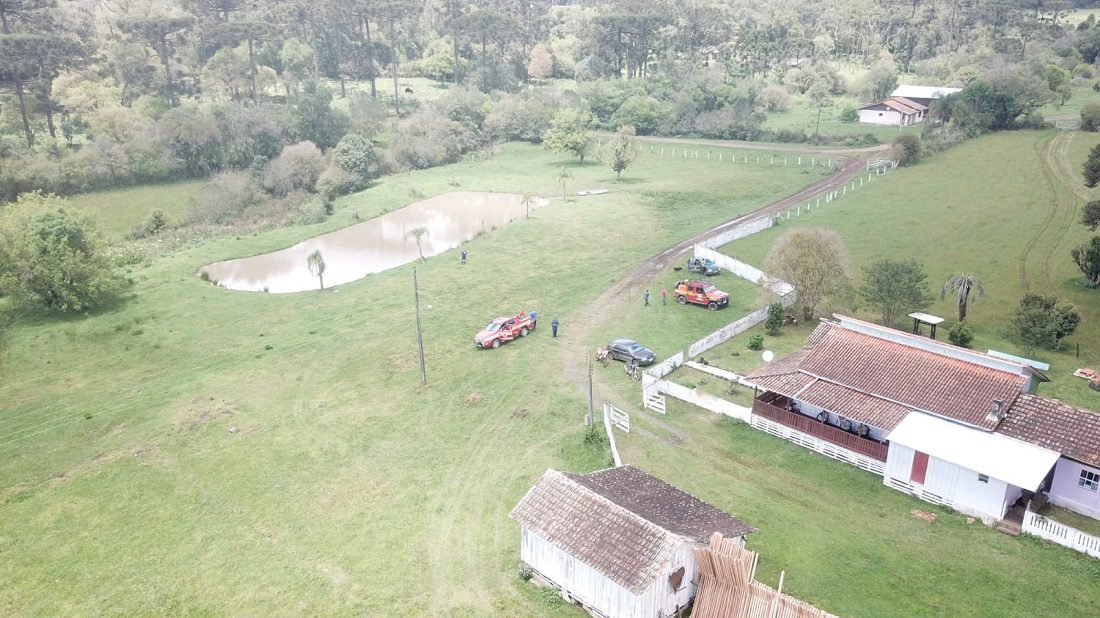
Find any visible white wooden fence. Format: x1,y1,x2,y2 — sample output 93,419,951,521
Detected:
650,379,752,422
602,402,624,468
644,351,683,379
754,415,887,476
692,246,794,297
1022,510,1100,559
688,305,771,358
698,216,774,249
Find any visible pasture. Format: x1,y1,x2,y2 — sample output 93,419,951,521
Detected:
0,141,823,615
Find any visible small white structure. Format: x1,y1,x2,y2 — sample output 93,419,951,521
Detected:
510,465,755,618
858,97,928,126
884,412,1060,523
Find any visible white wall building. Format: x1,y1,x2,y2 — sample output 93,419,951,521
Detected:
510,466,755,618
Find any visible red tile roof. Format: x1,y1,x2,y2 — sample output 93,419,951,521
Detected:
998,395,1100,466
510,466,754,593
798,327,1026,429
747,319,1029,430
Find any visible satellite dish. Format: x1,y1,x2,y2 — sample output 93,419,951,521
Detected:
762,350,774,363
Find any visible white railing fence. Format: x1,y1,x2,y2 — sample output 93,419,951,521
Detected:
1022,510,1100,559
699,216,774,249
602,402,624,467
644,351,683,379
653,379,752,422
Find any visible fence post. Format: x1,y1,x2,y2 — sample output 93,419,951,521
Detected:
797,206,801,216
719,152,722,162
811,157,815,166
816,198,820,207
798,157,802,166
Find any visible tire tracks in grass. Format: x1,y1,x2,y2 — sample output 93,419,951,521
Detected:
1026,131,1082,291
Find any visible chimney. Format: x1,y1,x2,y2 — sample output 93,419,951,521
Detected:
986,399,1004,423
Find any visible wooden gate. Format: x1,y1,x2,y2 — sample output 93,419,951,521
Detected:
644,392,666,414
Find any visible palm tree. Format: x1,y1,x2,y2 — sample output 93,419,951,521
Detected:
407,227,429,261
307,250,326,290
521,193,532,219
941,274,985,321
557,168,572,201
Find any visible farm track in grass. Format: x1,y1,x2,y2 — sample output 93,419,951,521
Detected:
1031,131,1084,290
560,148,879,410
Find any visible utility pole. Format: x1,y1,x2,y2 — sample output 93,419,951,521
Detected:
414,268,427,386
586,351,594,426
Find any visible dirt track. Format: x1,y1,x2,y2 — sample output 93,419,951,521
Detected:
559,142,887,404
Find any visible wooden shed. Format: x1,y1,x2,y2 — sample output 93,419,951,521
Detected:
510,465,755,618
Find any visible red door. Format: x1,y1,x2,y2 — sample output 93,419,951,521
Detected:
910,451,929,485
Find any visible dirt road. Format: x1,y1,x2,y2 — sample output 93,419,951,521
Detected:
558,145,884,409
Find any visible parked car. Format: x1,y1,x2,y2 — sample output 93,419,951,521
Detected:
687,257,720,276
475,312,537,349
674,279,729,310
606,339,657,366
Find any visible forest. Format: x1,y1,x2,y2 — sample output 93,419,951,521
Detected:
1,0,1098,205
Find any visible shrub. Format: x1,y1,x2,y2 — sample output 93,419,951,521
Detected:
894,133,923,166
263,141,325,196
610,95,666,135
765,301,784,336
948,321,974,348
1082,102,1100,132
758,84,791,111
747,334,764,350
197,171,263,224
392,111,478,170
839,107,859,123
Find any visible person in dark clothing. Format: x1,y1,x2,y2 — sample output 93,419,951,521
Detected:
643,289,650,306
460,249,468,264
551,318,559,337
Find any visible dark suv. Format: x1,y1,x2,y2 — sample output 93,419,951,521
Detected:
687,257,720,276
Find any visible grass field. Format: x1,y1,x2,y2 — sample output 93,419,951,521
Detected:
0,141,826,615
763,92,922,143
67,179,206,239
721,130,1100,408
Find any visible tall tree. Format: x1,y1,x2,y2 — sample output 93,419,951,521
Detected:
858,258,933,327
940,274,985,321
1011,293,1080,351
542,108,593,163
375,0,418,116
766,228,852,321
119,15,194,107
307,249,326,289
1071,237,1100,288
1085,143,1100,188
0,0,54,146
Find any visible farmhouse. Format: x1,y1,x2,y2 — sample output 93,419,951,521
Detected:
747,316,1100,532
858,85,961,126
857,97,928,126
510,465,755,618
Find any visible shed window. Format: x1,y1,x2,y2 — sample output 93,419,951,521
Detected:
978,474,989,483
1080,469,1100,492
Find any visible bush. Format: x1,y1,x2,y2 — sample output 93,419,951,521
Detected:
948,321,974,348
747,334,764,350
894,133,923,166
330,133,378,185
610,95,666,135
765,302,784,336
758,84,791,111
1082,102,1100,132
263,141,325,196
839,107,859,123
197,171,264,224
392,110,478,170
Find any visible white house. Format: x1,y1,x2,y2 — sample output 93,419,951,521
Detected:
747,316,1100,531
510,465,755,618
858,97,928,126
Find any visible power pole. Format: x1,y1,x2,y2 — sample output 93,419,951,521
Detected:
414,268,427,386
586,351,594,426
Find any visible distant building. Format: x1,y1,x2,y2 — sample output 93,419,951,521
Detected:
858,97,928,126
510,465,755,618
858,85,962,127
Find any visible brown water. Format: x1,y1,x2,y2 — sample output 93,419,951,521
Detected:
201,191,546,293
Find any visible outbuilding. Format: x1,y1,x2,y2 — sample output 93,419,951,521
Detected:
510,465,755,618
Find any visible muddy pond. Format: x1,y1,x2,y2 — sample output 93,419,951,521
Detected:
201,191,546,293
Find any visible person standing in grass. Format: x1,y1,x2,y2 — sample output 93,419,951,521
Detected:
643,289,650,306
661,287,667,305
551,318,560,337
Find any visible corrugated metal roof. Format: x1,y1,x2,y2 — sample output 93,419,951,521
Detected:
890,85,961,99
887,412,1060,489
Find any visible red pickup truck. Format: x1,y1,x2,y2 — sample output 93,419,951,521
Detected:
474,313,537,349
674,280,729,310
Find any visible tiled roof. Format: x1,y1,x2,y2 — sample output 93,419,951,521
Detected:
998,395,1100,466
798,327,1026,430
893,96,929,111
510,467,754,593
797,380,911,431
882,98,921,114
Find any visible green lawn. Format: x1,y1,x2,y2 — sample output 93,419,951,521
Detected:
67,179,206,239
616,405,1100,617
721,130,1100,409
764,92,922,143
0,140,825,615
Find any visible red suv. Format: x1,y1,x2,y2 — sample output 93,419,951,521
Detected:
673,280,729,310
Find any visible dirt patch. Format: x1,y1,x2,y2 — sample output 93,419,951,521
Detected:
911,509,938,523
465,392,484,407
511,408,528,419
174,397,235,430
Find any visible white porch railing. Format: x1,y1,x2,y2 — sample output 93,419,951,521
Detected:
752,414,886,476
1022,510,1100,559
